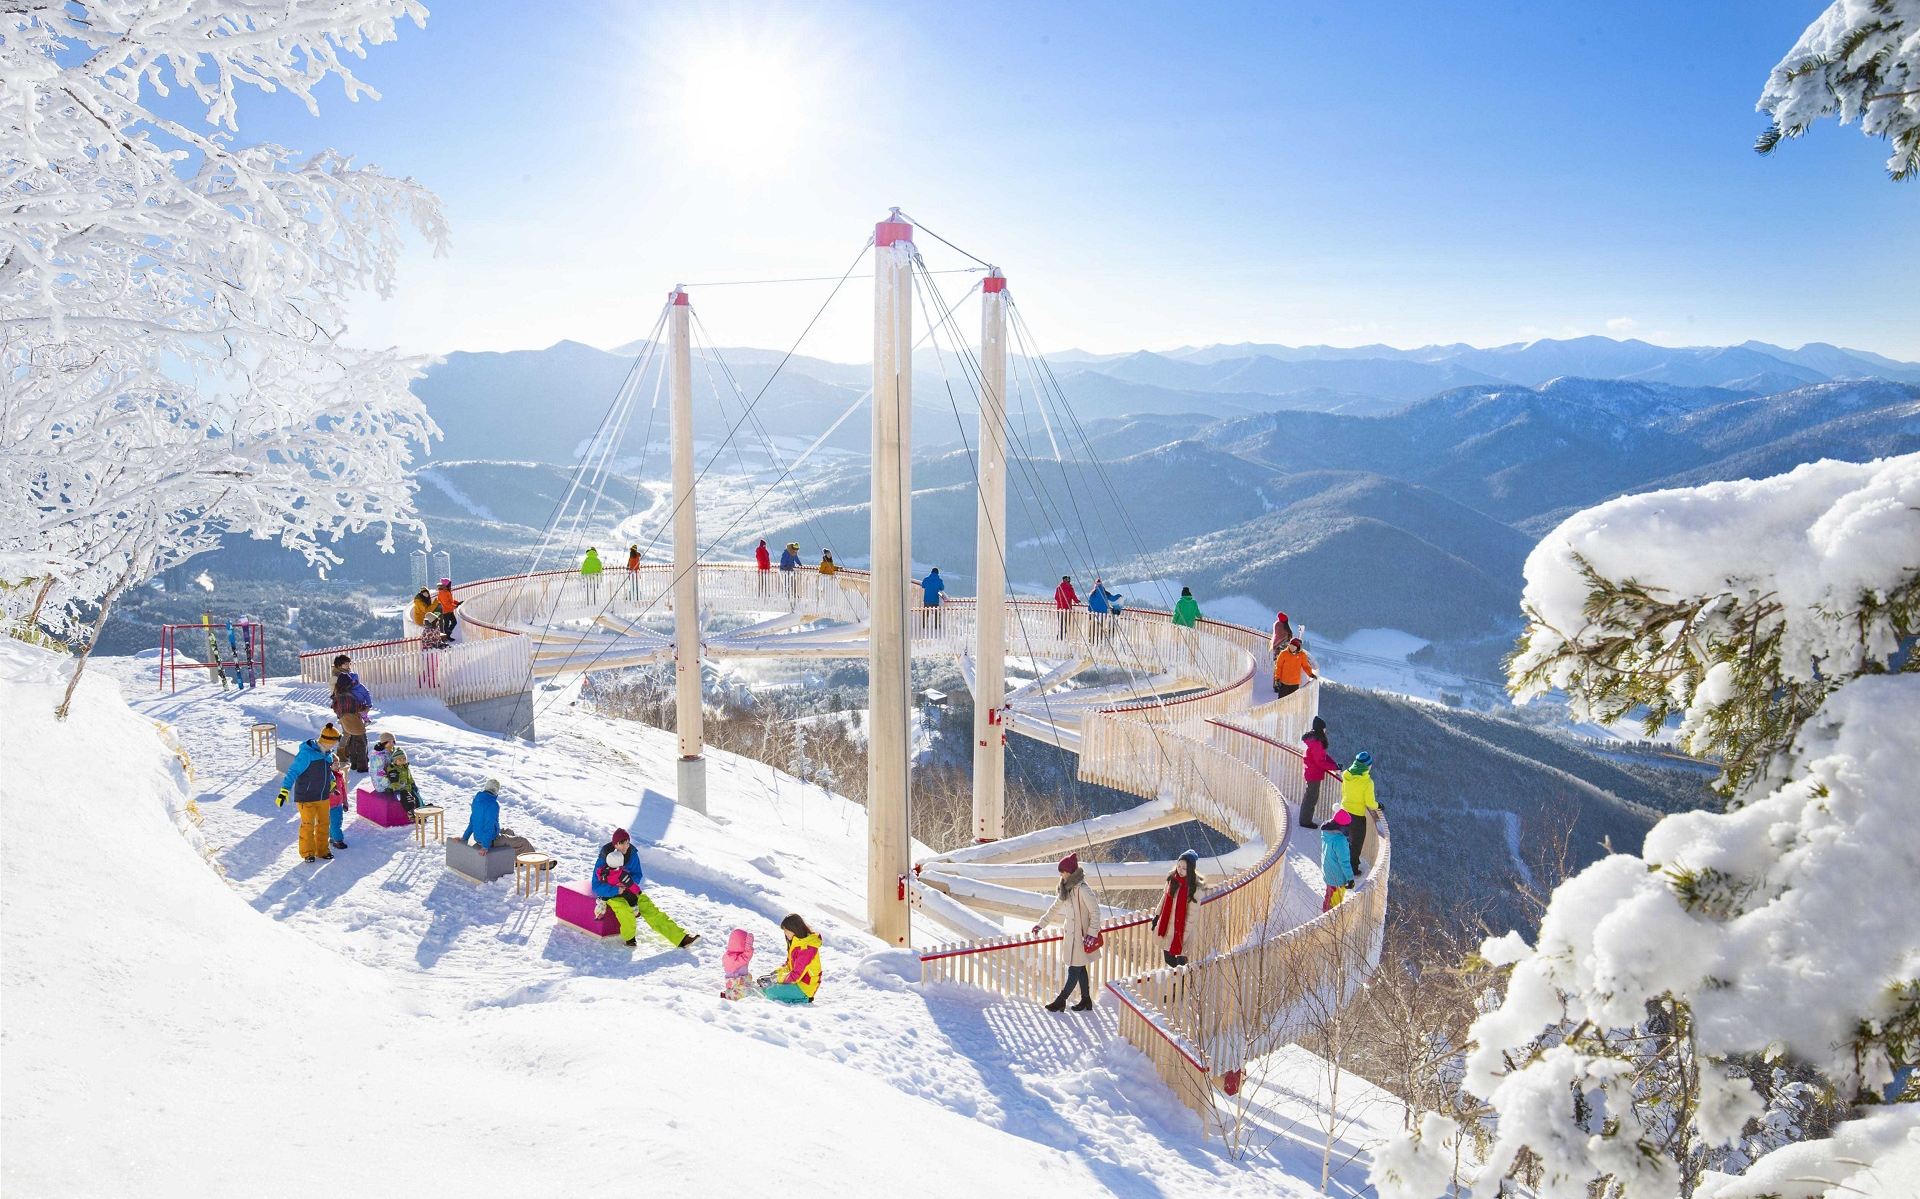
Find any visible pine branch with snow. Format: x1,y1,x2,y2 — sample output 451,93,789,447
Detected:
1757,0,1920,180
1375,455,1920,1199
0,1,447,669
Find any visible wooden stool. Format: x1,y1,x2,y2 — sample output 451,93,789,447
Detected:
412,805,445,848
516,852,556,898
248,722,276,758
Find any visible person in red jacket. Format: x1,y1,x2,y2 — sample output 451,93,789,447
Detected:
1053,575,1079,639
1300,716,1342,828
754,539,771,594
1269,611,1295,657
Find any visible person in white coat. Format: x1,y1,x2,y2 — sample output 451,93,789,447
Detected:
1033,852,1101,1012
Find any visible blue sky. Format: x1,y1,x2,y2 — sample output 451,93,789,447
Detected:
229,2,1919,361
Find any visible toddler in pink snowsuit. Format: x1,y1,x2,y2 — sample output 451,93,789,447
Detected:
720,928,755,1000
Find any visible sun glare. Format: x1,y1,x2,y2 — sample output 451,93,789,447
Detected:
676,46,811,177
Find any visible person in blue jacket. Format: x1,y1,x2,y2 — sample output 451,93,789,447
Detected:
1320,810,1358,910
920,567,947,632
461,778,533,855
778,542,802,601
592,828,698,949
1087,578,1117,640
276,724,342,862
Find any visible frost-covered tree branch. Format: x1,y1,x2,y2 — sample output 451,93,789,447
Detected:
0,2,447,689
1757,0,1920,180
1374,455,1920,1199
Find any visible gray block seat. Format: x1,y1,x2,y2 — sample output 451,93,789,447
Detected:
445,836,517,882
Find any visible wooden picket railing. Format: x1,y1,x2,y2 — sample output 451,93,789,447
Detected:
297,626,532,708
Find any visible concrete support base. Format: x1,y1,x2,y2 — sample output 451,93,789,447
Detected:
449,690,536,742
676,756,707,816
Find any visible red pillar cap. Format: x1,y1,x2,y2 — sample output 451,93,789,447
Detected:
670,288,690,305
983,272,1007,293
876,220,913,247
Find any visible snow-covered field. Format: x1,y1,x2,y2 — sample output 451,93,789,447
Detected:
2,644,1404,1198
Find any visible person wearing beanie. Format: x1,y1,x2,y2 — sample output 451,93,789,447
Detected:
326,748,351,851
276,724,344,862
1154,850,1202,967
779,542,802,601
626,544,643,599
818,549,837,577
1321,809,1357,910
1171,586,1201,629
1269,611,1295,657
1033,853,1101,1012
1300,720,1342,829
590,828,699,950
754,539,772,593
760,913,823,1005
1339,751,1382,876
1272,636,1317,699
329,655,373,773
462,778,535,858
1053,575,1079,638
719,929,757,1001
580,546,604,601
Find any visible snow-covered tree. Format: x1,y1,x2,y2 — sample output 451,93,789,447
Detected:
1373,454,1920,1199
1757,0,1920,180
0,1,447,712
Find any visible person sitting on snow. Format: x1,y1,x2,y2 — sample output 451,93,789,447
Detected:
757,914,822,1005
461,778,534,856
590,828,699,950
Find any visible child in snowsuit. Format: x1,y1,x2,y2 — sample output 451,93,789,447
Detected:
276,724,341,862
759,913,822,1004
591,829,699,950
327,751,351,851
720,928,756,1000
381,741,422,813
1321,810,1356,910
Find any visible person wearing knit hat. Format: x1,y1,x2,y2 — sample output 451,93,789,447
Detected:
1272,636,1317,699
590,828,699,950
462,777,535,859
1339,751,1382,877
1269,611,1295,657
1321,809,1357,910
1033,852,1101,1012
1300,717,1341,829
276,724,345,862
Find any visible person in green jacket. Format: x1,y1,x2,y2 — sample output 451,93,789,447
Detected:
580,546,604,600
1171,586,1201,628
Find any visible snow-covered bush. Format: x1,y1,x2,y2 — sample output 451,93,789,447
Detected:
1373,455,1920,1199
0,1,446,686
1757,0,1920,180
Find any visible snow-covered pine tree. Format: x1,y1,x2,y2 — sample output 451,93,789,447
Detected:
0,1,447,713
1371,454,1920,1199
1757,0,1920,179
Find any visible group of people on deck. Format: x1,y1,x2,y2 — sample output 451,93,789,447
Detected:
410,578,461,646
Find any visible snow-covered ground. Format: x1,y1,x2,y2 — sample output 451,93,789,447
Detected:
2,645,1405,1198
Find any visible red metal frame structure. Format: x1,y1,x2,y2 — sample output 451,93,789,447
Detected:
158,619,267,693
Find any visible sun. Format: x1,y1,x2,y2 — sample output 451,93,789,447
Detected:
675,45,812,176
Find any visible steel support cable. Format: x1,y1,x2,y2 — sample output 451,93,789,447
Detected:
908,264,1211,880
526,239,876,723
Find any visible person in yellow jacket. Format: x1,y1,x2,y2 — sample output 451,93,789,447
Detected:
1338,751,1382,877
818,549,838,576
1272,637,1317,698
409,587,432,629
760,913,822,1004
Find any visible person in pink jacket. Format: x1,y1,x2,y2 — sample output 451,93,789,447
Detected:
1300,716,1342,829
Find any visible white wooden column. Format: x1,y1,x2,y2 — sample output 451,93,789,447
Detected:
868,214,915,945
972,269,1009,841
669,287,707,815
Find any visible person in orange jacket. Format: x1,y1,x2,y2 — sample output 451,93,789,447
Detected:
1273,636,1317,698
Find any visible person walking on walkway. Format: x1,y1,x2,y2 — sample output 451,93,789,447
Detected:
1272,637,1317,699
591,828,700,949
1339,751,1382,877
329,655,372,772
1269,611,1294,657
1053,575,1079,639
1300,716,1341,828
1154,849,1201,967
1033,853,1101,1012
1321,810,1357,910
760,913,823,1005
1171,587,1201,628
920,567,946,633
276,724,342,862
580,546,604,601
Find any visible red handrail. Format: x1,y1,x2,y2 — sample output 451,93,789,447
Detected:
1107,980,1211,1072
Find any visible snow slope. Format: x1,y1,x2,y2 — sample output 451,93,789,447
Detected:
2,646,1403,1198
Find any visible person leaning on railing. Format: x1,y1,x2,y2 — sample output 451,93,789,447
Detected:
1300,716,1340,829
1053,575,1079,638
1338,751,1383,877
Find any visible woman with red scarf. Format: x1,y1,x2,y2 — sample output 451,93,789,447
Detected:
1154,850,1202,967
